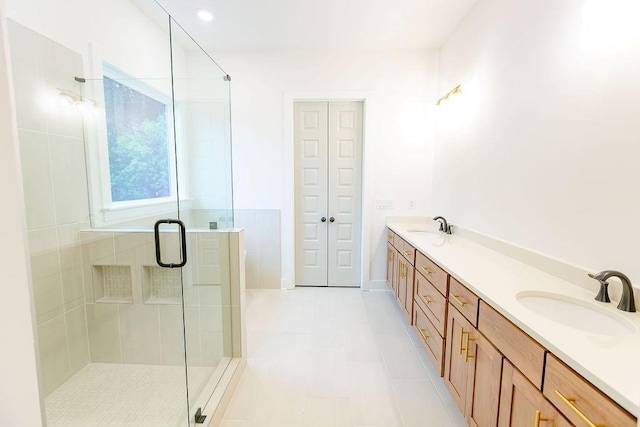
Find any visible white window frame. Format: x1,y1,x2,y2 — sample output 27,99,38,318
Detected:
100,62,178,213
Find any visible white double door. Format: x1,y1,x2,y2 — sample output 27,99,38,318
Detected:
294,101,363,287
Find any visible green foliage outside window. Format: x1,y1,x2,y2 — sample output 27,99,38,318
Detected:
103,76,171,202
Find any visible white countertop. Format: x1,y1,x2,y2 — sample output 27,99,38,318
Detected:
387,221,640,418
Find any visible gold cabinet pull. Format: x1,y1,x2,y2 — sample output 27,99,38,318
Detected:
403,250,412,257
463,332,474,362
400,263,406,278
421,266,432,275
419,294,432,305
555,390,604,427
451,294,467,306
418,328,429,341
534,410,548,427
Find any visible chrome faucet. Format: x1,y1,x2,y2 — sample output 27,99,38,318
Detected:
588,270,636,312
433,216,452,234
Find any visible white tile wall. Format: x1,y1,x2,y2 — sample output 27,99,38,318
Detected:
80,230,232,368
37,316,71,396
9,19,94,397
49,135,89,225
119,304,162,364
64,306,90,375
234,209,281,290
86,303,121,363
19,130,56,229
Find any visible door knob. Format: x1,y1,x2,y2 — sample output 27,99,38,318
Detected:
321,217,327,222
329,217,335,223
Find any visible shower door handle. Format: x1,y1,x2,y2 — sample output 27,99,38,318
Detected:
154,219,188,268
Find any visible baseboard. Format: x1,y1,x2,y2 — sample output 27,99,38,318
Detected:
363,280,389,291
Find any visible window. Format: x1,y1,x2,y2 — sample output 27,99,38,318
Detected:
102,68,172,204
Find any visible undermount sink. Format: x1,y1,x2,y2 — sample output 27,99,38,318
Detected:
406,229,437,233
516,291,636,337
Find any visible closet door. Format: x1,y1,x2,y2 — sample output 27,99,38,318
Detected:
327,101,362,287
294,101,362,287
294,102,329,285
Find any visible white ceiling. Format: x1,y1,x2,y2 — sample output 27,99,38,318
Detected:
148,0,477,52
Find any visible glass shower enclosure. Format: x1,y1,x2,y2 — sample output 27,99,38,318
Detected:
6,0,235,424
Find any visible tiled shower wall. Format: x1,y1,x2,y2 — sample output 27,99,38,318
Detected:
80,231,230,368
189,209,281,289
229,210,281,289
8,20,92,396
113,209,283,291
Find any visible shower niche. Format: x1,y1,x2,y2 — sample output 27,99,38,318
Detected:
143,266,182,304
92,265,133,304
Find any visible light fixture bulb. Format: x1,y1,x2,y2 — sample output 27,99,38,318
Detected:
197,10,214,21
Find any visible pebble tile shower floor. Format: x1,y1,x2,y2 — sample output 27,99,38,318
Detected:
44,364,213,426
221,288,466,427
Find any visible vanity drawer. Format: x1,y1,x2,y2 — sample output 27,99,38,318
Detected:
413,304,444,376
448,277,479,326
544,354,636,427
387,228,395,246
414,271,447,337
478,301,545,389
415,251,448,296
399,239,416,265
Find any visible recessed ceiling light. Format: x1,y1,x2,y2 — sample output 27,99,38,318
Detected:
197,10,214,21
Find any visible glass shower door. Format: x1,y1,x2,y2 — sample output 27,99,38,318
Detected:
168,18,235,423
75,30,193,425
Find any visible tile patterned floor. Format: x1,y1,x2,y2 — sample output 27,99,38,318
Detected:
44,363,213,426
221,288,467,427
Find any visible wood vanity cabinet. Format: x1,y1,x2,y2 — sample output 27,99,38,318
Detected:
444,288,502,427
478,301,545,389
444,304,475,411
499,360,572,427
465,329,503,427
394,237,415,322
386,242,396,293
384,227,638,427
544,354,636,427
414,270,447,336
413,302,445,375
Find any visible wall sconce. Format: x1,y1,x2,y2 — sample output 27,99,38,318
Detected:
436,84,462,105
57,88,100,115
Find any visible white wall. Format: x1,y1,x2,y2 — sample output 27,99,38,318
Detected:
4,0,173,83
0,5,44,425
434,0,640,285
216,50,439,287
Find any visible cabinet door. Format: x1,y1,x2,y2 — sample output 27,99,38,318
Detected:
465,330,503,427
386,243,395,290
444,304,474,412
396,256,407,306
391,249,400,297
499,361,572,427
403,264,414,322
